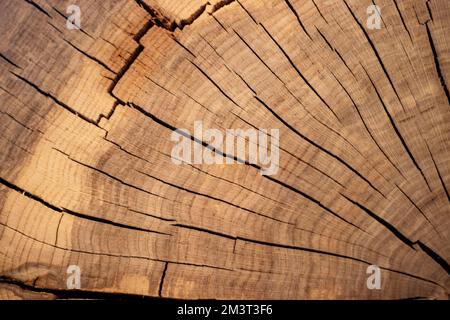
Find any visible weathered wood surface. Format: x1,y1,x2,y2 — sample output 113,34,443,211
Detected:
0,0,449,299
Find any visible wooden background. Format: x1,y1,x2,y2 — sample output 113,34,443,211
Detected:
0,0,449,299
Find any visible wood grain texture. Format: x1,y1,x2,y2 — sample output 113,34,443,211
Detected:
0,0,448,299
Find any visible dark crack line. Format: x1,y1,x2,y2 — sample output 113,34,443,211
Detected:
210,0,236,14
47,21,63,34
171,36,196,57
189,60,244,112
362,66,433,193
328,71,407,183
137,170,294,225
283,0,312,40
230,109,346,189
24,0,51,18
134,0,175,30
128,103,370,234
0,132,33,155
315,27,334,51
62,39,116,74
394,182,442,239
107,43,144,107
234,71,256,94
172,224,237,241
187,163,291,208
54,213,64,246
186,59,348,194
128,208,176,223
335,49,356,79
233,237,445,289
218,34,376,193
425,0,434,21
157,262,168,297
103,134,159,165
0,176,170,237
144,75,176,96
0,221,230,272
425,22,450,105
254,95,386,199
341,193,415,249
236,0,257,24
343,0,407,112
136,0,236,31
0,177,62,212
426,144,450,202
96,0,156,124
228,27,314,119
392,0,413,43
415,241,450,275
173,224,375,269
341,193,450,276
0,53,21,69
51,6,93,39
11,72,99,126
1,215,446,291
62,207,171,236
0,110,34,132
133,18,153,42
412,5,429,26
210,12,228,32
311,0,328,23
232,28,288,88
0,276,158,300
263,174,369,235
52,147,173,202
259,23,341,122
178,4,208,29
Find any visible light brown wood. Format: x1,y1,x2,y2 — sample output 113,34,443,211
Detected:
0,0,448,299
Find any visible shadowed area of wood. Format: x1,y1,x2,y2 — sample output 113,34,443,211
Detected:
0,0,449,299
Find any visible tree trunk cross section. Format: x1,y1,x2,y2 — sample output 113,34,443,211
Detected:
0,0,448,299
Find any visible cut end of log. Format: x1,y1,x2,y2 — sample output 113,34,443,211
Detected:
0,0,449,300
